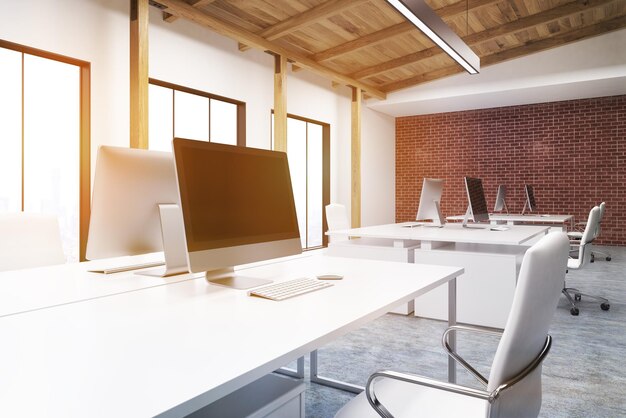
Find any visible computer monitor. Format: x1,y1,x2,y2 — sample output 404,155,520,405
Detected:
86,146,188,277
463,177,490,227
522,185,537,214
173,138,302,289
493,185,508,213
416,178,445,227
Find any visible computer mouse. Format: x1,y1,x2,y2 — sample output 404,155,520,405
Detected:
317,274,343,280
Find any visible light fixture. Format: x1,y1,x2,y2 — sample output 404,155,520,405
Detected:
386,0,480,74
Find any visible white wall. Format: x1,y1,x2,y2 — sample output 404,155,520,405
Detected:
0,0,396,226
369,28,626,116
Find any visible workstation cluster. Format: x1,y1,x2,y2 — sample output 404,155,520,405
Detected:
326,177,588,327
0,140,466,417
0,143,605,417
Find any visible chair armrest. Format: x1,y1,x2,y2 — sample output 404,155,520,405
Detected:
365,370,492,418
365,336,552,418
441,325,503,386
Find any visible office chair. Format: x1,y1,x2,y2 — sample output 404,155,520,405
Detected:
0,212,65,272
325,204,350,243
335,232,570,418
567,202,611,262
563,206,610,316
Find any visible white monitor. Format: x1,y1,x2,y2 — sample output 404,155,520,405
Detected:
493,185,508,213
523,185,537,214
173,138,302,289
463,177,490,227
86,146,188,277
416,178,445,226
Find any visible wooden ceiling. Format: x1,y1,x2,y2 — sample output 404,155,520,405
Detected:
153,0,626,99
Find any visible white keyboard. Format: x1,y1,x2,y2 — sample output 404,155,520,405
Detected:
248,277,334,301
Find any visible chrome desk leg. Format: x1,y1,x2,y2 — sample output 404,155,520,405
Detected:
448,277,457,384
310,350,364,394
275,356,305,379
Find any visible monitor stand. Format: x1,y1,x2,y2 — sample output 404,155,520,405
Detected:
205,267,273,290
521,201,529,215
136,204,189,278
422,201,445,228
462,206,487,229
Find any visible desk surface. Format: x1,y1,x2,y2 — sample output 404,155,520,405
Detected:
446,214,573,223
0,252,196,318
0,255,462,418
328,222,548,246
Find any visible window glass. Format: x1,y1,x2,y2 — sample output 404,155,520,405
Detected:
148,84,174,152
0,48,22,212
23,54,80,262
307,123,323,248
287,118,308,248
210,99,237,145
174,90,209,141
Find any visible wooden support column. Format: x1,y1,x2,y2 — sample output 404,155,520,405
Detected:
351,87,361,228
273,54,287,152
130,0,149,149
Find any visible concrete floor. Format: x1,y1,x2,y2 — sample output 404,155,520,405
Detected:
301,244,625,417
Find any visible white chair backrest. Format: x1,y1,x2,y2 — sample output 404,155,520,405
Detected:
595,202,605,238
0,212,65,272
571,206,601,269
325,204,350,231
486,232,569,417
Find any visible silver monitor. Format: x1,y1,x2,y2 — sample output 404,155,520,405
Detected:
493,185,508,213
86,146,188,277
416,178,445,226
463,177,490,227
522,185,537,214
173,138,302,289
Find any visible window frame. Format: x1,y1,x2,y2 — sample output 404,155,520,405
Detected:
271,112,330,250
149,78,246,147
0,39,91,262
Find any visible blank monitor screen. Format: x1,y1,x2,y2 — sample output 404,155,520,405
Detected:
464,177,489,222
173,138,301,274
525,185,537,212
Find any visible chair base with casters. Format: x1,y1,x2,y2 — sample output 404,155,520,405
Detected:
562,282,610,316
590,249,612,262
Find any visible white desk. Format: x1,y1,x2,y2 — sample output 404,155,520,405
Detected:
0,255,462,418
446,214,573,231
327,223,549,328
331,222,547,249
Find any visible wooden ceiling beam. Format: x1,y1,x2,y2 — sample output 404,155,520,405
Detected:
239,0,370,52
381,14,626,92
352,0,616,80
153,0,386,99
311,0,503,63
189,0,218,6
162,11,178,22
259,0,370,41
164,0,216,21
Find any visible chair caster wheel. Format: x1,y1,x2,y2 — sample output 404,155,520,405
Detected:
574,293,581,301
606,257,612,261
601,303,610,311
570,307,579,316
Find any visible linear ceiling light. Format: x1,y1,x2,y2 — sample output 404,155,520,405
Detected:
386,0,480,74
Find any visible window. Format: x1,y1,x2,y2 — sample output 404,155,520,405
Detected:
148,79,245,151
0,40,90,262
272,114,330,250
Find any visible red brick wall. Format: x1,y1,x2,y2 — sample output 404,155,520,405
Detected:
396,95,626,245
